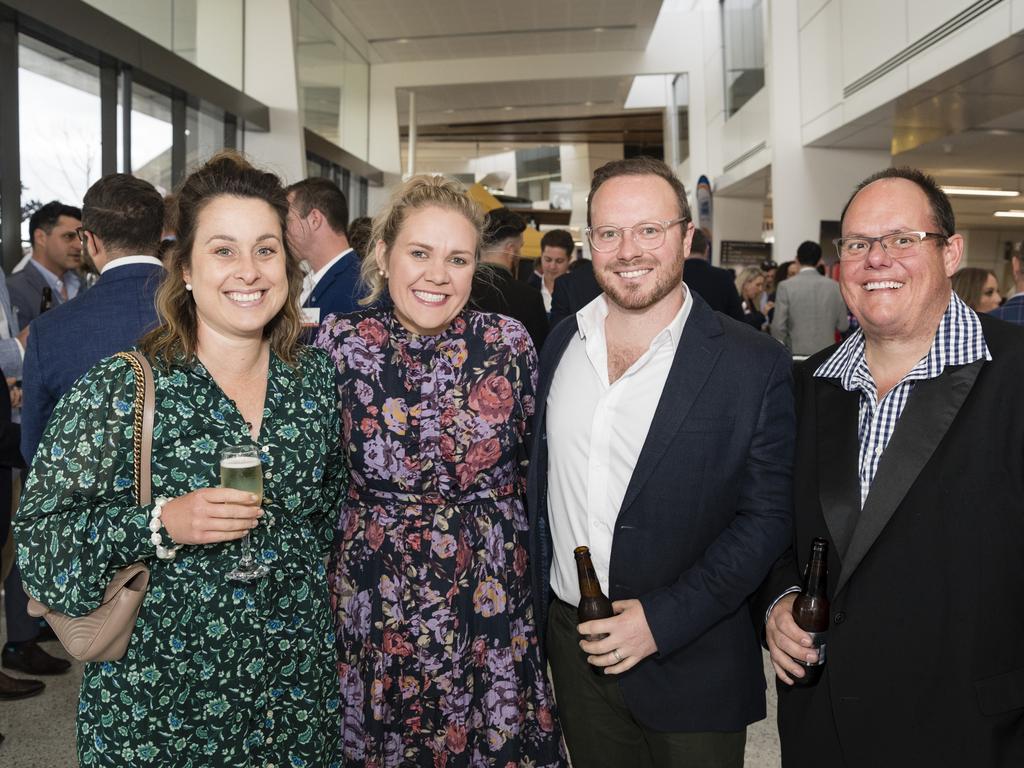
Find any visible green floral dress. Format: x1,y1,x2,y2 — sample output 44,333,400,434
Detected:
15,349,347,767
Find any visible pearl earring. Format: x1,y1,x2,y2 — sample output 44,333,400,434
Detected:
185,283,193,291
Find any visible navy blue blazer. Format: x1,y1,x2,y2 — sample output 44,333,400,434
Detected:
305,250,362,317
527,293,795,732
20,262,163,466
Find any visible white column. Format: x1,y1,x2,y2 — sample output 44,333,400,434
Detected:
242,0,305,183
558,143,624,231
766,0,889,261
194,0,243,90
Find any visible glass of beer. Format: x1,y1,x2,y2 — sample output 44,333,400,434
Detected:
221,445,269,582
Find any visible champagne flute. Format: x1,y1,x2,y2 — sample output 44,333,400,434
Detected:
222,445,269,581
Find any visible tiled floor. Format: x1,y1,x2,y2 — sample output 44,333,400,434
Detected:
0,600,782,766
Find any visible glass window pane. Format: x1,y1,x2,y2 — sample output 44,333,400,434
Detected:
186,101,226,170
18,35,102,234
131,83,174,193
721,0,765,117
295,0,369,160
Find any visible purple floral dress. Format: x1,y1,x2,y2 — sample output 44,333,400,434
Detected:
316,307,566,768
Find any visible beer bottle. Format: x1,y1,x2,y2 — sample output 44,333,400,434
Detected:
39,286,54,315
575,546,613,640
791,537,829,686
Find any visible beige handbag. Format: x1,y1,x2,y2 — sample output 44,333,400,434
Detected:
26,350,155,662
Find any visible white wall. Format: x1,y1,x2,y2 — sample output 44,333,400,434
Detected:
712,196,764,260
799,0,1024,143
242,0,305,183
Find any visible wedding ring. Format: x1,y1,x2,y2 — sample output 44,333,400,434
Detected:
612,649,623,663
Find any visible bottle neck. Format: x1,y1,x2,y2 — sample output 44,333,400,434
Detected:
576,556,603,598
804,554,828,597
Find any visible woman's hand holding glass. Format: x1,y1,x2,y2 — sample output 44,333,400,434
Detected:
159,488,263,545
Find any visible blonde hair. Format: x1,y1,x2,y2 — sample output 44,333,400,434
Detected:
139,151,304,367
735,266,764,300
358,175,484,306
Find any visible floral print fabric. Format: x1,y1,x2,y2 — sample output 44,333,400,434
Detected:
316,307,565,768
15,350,347,767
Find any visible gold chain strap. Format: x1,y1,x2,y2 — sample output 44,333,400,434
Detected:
114,351,145,505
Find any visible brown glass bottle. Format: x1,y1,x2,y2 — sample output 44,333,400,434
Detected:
39,286,54,315
791,537,829,686
575,546,614,641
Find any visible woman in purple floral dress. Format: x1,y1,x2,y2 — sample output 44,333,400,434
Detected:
316,176,565,768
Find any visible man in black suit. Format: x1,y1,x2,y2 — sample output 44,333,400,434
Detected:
528,157,795,767
0,373,40,720
683,229,744,320
549,258,601,330
758,167,1024,767
470,207,548,350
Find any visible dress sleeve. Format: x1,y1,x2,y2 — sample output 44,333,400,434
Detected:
13,354,158,616
308,349,349,555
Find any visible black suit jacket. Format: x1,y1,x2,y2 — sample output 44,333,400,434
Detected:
756,315,1024,767
683,258,744,320
470,264,548,351
528,294,795,731
549,260,601,331
0,374,24,572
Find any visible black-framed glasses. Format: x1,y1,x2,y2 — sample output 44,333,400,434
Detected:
833,231,948,261
586,218,688,252
75,227,90,249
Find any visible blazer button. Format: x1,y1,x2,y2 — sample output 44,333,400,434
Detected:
833,612,846,625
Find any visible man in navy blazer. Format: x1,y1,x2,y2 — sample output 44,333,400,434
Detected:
6,174,164,679
527,157,794,767
20,174,164,466
286,178,361,331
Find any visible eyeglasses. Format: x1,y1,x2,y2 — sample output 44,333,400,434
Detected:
833,231,948,261
586,218,688,252
75,227,90,248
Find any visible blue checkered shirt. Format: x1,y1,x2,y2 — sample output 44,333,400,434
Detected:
814,292,991,507
989,294,1024,326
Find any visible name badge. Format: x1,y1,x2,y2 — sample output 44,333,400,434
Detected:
301,307,321,328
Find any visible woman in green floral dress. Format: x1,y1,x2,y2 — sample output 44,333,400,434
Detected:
14,153,346,767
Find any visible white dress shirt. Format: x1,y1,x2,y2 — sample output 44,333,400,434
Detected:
299,248,353,305
100,255,164,274
546,289,693,606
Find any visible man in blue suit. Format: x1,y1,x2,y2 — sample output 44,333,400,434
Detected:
4,174,164,679
286,177,361,330
527,157,794,767
990,250,1024,325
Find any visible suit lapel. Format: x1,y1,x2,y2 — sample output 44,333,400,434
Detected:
618,297,723,516
308,252,353,306
835,360,983,595
815,378,861,561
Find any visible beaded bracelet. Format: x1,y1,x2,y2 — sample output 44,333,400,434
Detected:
148,497,181,560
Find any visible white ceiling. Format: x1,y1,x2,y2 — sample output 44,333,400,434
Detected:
396,76,636,126
330,0,664,62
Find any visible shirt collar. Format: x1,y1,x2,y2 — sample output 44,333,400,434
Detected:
575,286,693,351
309,248,354,289
30,259,80,291
100,255,164,274
815,291,992,391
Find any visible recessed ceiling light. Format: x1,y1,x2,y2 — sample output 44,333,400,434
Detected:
444,108,455,114
942,186,1019,197
396,38,409,44
994,210,1024,217
503,106,514,111
583,101,594,106
592,27,605,32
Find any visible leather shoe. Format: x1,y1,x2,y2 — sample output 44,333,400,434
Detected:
0,669,45,700
2,641,71,675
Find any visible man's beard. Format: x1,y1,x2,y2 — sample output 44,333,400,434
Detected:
595,257,683,311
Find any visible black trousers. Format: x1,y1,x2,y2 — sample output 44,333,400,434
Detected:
546,599,746,768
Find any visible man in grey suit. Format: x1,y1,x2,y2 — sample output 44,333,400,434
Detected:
8,202,84,325
771,241,849,356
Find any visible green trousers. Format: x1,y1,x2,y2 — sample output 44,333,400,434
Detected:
546,599,746,768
